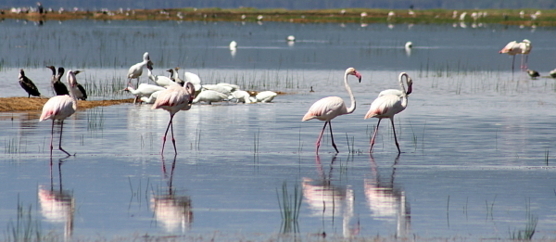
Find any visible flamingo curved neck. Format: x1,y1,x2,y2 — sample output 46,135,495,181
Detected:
345,72,356,114
398,73,410,95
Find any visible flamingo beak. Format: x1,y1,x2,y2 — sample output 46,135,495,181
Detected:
355,72,362,83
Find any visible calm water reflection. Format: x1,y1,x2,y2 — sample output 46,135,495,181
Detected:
1,19,556,240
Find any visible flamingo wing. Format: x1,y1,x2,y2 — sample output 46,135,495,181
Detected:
365,95,405,119
40,95,75,121
302,96,346,121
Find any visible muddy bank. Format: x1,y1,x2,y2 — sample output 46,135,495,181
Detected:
0,97,133,112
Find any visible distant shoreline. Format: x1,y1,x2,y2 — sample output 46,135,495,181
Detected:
1,8,554,26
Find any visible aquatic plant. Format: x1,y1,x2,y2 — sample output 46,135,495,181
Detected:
86,108,105,131
509,199,538,241
276,181,302,234
4,202,43,242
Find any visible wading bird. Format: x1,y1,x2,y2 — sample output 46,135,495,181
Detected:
527,69,540,79
127,52,152,88
365,72,413,153
70,70,87,100
47,66,69,96
147,63,177,88
19,69,41,98
499,39,532,72
302,67,362,153
39,70,79,156
152,82,196,155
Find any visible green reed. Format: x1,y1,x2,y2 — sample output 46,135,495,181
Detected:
276,181,302,234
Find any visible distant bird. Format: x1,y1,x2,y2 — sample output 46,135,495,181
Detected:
192,89,228,104
139,90,164,104
152,82,196,154
256,91,277,103
499,40,532,72
229,41,237,51
365,72,413,154
47,66,69,96
168,68,185,86
18,69,41,98
302,67,362,153
147,63,177,88
69,70,87,100
286,35,296,42
520,39,532,70
228,90,253,103
550,69,556,78
201,84,233,96
124,83,165,99
40,70,79,156
526,69,540,79
182,69,202,94
405,41,413,49
127,52,152,88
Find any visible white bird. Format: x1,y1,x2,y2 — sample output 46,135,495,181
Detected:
183,70,202,93
286,35,296,42
549,69,556,78
124,83,166,97
192,90,228,104
229,41,237,51
229,90,253,103
40,70,80,156
140,90,164,104
405,41,413,49
256,91,278,103
520,39,532,70
365,72,413,153
127,52,152,88
147,63,178,88
217,82,240,92
201,84,233,96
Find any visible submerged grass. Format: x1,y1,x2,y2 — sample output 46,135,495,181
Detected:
276,181,302,234
4,202,43,242
509,199,538,241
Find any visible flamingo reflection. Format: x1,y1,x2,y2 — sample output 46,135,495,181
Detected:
38,157,74,240
364,155,410,238
302,155,358,238
151,155,193,232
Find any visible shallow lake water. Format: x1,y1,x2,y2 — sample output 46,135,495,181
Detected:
1,19,556,240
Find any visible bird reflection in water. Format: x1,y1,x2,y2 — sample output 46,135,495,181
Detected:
302,155,358,238
151,155,193,232
38,157,74,241
364,155,410,238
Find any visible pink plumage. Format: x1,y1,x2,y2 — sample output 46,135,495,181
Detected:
40,70,79,156
366,72,413,153
152,82,196,154
302,67,362,153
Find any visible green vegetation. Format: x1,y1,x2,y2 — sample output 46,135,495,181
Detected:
4,8,556,26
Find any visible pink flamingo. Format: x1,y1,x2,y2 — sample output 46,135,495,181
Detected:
499,39,532,72
365,72,413,153
39,70,79,156
302,67,362,153
152,82,196,154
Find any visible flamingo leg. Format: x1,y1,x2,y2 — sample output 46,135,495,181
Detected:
328,121,339,153
170,116,177,154
49,120,55,156
161,114,175,154
390,118,401,154
315,121,329,154
58,120,71,156
370,118,382,153
511,55,515,73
